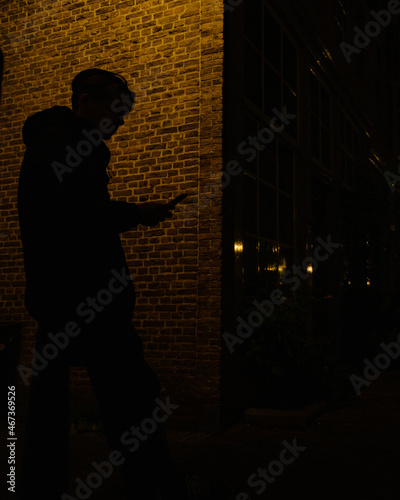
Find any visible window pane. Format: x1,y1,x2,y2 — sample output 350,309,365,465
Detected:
344,154,351,185
259,138,277,185
283,85,297,139
278,141,293,194
244,174,257,234
354,132,360,160
283,32,297,90
264,10,281,73
321,126,331,167
259,240,280,291
278,246,294,284
264,62,281,113
243,236,258,271
243,235,259,296
243,114,258,175
245,0,262,48
310,72,319,115
279,195,293,245
310,114,320,160
346,153,354,186
259,241,279,272
259,183,277,240
320,85,331,128
338,111,345,144
245,42,262,108
339,148,346,178
346,118,353,149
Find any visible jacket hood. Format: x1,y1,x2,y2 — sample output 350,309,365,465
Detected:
22,106,88,146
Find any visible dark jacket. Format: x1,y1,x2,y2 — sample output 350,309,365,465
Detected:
18,106,141,326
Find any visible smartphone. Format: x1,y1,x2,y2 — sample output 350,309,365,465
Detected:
169,193,189,207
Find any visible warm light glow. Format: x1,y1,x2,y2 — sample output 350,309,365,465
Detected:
324,49,333,61
278,257,287,276
367,278,371,286
234,241,243,253
307,264,313,274
373,153,381,163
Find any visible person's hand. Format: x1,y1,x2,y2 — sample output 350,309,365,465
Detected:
137,202,174,226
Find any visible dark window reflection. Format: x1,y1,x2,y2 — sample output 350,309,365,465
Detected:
283,33,297,90
245,42,262,108
279,195,293,245
243,114,258,175
244,173,258,234
259,183,277,240
264,62,281,112
245,0,262,47
278,142,293,195
264,10,281,73
259,139,276,185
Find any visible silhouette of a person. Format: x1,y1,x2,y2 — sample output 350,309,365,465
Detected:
17,68,188,499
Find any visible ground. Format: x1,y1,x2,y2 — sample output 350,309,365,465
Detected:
1,369,399,499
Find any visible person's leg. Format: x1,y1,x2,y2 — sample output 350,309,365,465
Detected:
85,320,188,499
18,326,70,499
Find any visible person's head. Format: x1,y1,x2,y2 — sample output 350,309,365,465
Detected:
71,68,135,140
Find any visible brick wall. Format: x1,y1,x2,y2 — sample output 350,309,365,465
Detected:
0,0,224,431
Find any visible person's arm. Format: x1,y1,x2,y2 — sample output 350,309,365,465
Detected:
23,128,172,234
136,201,174,227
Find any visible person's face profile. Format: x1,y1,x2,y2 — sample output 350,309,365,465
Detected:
77,88,134,140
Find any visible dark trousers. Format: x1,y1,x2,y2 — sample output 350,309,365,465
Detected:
18,316,184,500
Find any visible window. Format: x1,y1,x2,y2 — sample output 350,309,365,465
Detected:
242,114,295,296
338,110,360,189
335,0,350,40
309,69,332,169
335,0,365,76
241,3,298,297
244,2,298,140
